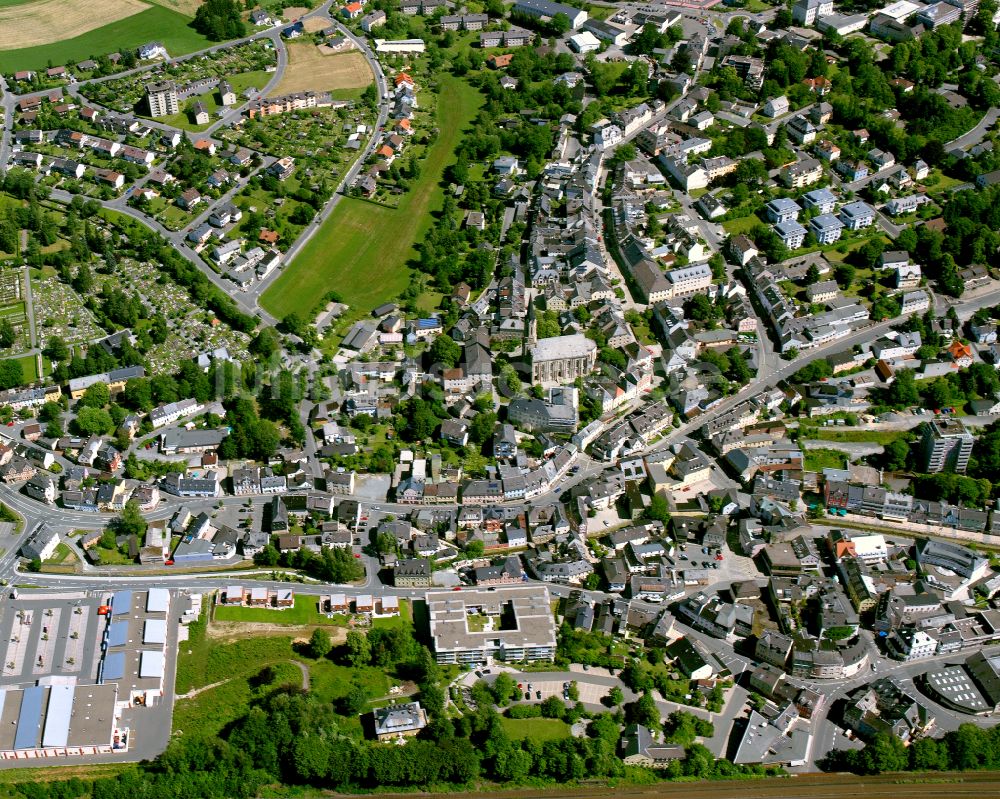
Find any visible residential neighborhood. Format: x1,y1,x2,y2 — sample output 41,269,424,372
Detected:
0,0,999,794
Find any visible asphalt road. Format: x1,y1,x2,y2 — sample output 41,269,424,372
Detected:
947,106,1000,149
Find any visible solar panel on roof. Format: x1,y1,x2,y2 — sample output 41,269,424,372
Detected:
14,687,45,749
111,590,133,615
100,651,126,682
106,620,129,648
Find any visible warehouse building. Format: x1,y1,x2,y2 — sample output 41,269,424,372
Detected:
0,588,177,760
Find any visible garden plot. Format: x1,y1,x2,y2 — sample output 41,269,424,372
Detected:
81,39,277,112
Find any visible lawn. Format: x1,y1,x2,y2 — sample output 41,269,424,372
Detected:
466,613,488,633
712,0,771,11
585,4,615,20
0,5,214,72
175,616,296,694
0,764,130,788
499,716,571,742
309,660,392,705
925,170,966,195
44,542,75,564
722,215,761,235
9,354,37,384
173,660,303,739
372,599,412,630
415,290,443,315
213,594,351,626
261,74,483,322
40,542,78,574
804,447,849,471
0,301,26,320
92,544,133,565
800,428,910,445
330,86,372,102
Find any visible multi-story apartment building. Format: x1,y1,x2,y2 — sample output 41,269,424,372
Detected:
146,81,178,117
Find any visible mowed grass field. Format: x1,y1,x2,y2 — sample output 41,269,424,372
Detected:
273,42,373,95
800,428,911,445
214,594,351,626
261,75,482,321
500,717,572,741
0,4,214,72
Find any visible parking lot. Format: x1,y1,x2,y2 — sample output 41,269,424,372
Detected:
671,540,760,586
509,677,610,706
458,668,617,710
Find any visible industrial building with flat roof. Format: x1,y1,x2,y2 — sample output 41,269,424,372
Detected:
427,586,557,664
0,588,177,761
0,683,121,755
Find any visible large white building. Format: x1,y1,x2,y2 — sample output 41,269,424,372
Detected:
531,334,598,385
427,586,557,664
665,263,712,298
851,534,888,564
569,30,601,52
149,398,204,429
792,0,834,24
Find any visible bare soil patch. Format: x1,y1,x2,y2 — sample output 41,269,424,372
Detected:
146,0,202,17
206,620,349,646
274,42,373,95
303,15,332,32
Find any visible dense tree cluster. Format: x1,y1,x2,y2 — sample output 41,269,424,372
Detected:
253,542,364,583
219,397,281,461
192,0,246,41
825,724,1000,776
698,347,753,389
395,396,449,443
876,362,1000,420
911,473,993,507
